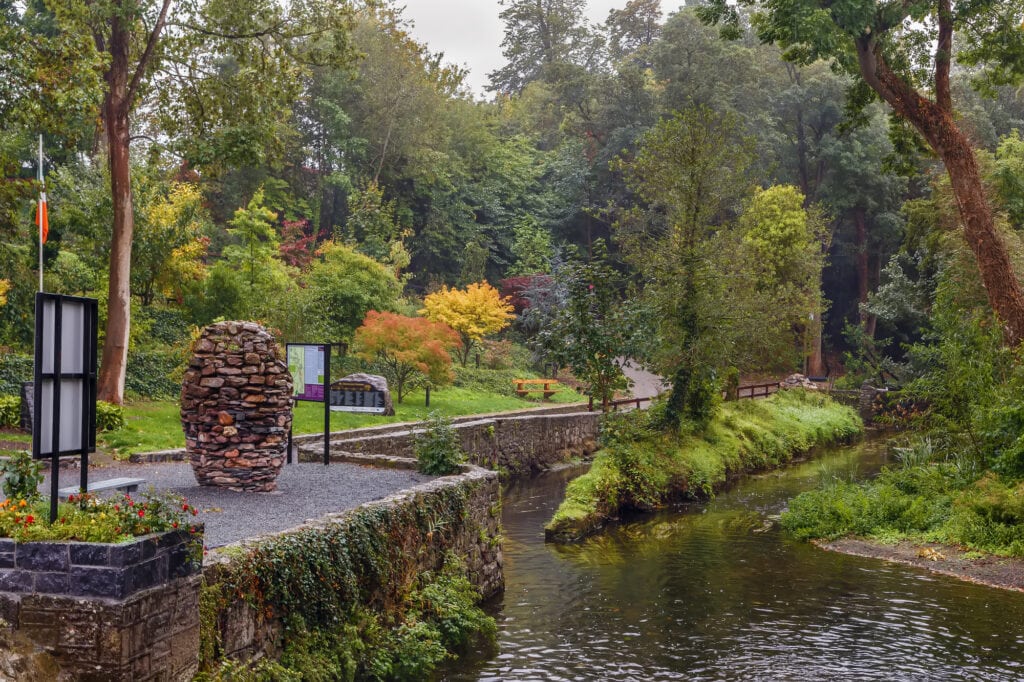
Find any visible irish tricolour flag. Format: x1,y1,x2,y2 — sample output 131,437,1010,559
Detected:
36,189,48,245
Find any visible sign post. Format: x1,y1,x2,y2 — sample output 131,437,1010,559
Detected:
286,343,332,466
32,293,98,522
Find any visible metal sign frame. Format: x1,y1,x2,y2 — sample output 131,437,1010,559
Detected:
285,342,331,466
32,293,98,522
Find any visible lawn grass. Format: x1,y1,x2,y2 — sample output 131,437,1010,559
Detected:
99,385,585,457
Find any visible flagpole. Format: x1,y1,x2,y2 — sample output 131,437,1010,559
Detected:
38,135,44,293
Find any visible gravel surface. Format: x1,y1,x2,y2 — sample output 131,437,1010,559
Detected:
43,461,435,548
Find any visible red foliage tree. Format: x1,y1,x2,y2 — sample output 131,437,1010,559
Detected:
352,311,460,403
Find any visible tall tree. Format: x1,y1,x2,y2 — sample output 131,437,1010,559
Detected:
617,106,756,425
700,0,1024,346
489,0,594,94
604,0,662,66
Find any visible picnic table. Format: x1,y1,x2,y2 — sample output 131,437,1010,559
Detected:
513,378,559,400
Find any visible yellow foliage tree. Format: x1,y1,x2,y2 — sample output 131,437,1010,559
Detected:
0,279,9,307
420,281,515,366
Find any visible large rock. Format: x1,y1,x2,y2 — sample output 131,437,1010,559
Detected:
780,373,819,390
332,373,395,416
180,322,293,492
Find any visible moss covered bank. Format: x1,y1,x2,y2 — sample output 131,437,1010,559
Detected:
545,390,863,543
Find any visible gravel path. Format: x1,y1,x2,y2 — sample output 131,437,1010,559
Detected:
43,462,435,548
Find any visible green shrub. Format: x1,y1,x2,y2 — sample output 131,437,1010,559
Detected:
138,307,193,346
0,353,32,396
96,401,125,432
0,395,20,428
125,348,182,399
414,414,465,475
0,451,42,502
452,366,523,396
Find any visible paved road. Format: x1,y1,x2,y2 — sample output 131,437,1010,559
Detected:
621,359,667,400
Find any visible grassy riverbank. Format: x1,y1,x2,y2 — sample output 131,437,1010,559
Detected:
545,390,862,543
782,443,1024,558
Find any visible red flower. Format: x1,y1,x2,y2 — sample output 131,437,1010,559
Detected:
138,510,145,518
24,515,33,524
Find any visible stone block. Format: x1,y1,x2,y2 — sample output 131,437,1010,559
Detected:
16,543,69,571
34,571,70,594
109,542,142,568
70,543,110,566
69,567,126,599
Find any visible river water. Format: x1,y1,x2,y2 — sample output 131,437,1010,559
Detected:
449,440,1024,680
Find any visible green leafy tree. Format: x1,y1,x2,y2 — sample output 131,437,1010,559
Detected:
699,0,1024,347
508,217,554,276
222,189,279,293
303,242,403,344
540,242,629,409
738,185,830,372
132,182,209,306
617,105,756,426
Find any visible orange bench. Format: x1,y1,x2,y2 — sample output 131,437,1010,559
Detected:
514,379,559,400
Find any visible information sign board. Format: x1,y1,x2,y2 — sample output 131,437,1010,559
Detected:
286,344,325,401
33,292,98,522
330,382,387,414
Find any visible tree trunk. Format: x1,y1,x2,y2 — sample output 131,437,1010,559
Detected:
857,41,1024,347
853,207,875,338
807,316,825,377
96,19,133,405
865,250,879,339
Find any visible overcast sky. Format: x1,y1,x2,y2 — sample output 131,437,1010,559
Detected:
402,1,674,97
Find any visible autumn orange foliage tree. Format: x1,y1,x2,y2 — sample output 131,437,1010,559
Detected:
420,282,515,366
353,311,459,403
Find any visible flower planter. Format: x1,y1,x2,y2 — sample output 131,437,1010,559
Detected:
0,526,202,600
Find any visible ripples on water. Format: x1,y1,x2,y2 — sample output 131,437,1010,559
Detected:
449,443,1024,681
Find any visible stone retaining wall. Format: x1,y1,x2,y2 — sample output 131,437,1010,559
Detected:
300,411,600,475
202,464,502,664
129,403,590,464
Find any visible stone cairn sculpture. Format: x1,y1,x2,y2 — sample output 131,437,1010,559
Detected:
180,321,293,491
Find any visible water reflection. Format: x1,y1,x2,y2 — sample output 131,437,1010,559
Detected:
450,440,1024,681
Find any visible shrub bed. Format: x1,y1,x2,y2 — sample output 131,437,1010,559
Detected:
0,353,32,396
545,390,863,542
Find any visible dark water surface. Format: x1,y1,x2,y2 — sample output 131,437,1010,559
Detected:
449,440,1024,681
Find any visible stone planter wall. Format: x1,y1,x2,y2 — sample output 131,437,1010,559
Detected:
203,465,502,664
181,321,293,491
0,530,203,681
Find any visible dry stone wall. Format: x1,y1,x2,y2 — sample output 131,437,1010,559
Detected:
180,321,293,492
